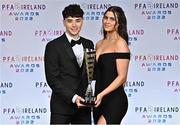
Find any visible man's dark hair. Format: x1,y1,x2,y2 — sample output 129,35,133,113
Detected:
62,4,84,19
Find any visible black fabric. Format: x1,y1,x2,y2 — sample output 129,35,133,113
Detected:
50,108,91,124
94,52,130,124
44,33,94,124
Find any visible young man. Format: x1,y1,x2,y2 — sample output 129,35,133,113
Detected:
44,4,94,124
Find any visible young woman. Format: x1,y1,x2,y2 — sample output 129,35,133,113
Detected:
94,6,130,124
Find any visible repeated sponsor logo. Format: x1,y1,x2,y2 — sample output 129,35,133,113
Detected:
167,28,180,41
1,107,47,124
0,82,13,95
81,3,111,21
125,81,145,97
1,3,46,21
34,29,64,42
135,106,179,124
134,2,179,20
35,82,51,98
1,55,44,72
134,54,179,71
128,29,145,45
167,80,180,93
0,30,12,42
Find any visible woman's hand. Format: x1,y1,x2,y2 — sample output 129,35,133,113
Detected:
95,93,103,107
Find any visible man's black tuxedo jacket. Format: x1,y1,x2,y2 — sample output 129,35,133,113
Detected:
44,33,94,114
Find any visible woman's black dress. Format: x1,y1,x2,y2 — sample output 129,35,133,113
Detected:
94,52,130,124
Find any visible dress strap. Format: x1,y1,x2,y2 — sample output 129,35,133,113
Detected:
114,53,130,59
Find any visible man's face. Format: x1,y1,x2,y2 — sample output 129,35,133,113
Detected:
63,16,83,37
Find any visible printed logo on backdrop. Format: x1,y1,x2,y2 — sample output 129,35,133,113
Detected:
35,82,51,98
167,80,180,93
1,107,47,124
134,54,179,71
0,82,13,95
0,30,12,43
81,3,111,21
134,1,179,20
124,81,145,97
34,29,64,42
1,55,44,73
1,3,46,21
128,29,145,45
167,28,180,41
135,106,179,124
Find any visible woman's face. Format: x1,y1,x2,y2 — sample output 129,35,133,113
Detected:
103,11,118,32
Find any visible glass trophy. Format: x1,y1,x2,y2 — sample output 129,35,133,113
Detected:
82,48,96,107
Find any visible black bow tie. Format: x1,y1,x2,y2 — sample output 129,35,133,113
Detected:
71,39,82,47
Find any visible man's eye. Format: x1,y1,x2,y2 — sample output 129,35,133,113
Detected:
67,20,72,23
76,19,81,22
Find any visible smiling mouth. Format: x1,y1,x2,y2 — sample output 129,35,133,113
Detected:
104,26,111,28
71,29,78,31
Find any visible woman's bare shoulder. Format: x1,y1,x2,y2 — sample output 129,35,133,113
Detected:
95,39,103,49
115,38,130,53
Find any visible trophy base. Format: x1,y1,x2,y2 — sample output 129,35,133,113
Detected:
80,96,96,107
81,101,96,107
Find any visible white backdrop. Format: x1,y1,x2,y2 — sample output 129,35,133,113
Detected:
0,0,180,124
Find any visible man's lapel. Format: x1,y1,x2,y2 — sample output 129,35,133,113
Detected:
62,34,80,68
81,40,87,77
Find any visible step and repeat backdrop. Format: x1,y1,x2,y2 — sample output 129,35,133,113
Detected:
0,0,180,124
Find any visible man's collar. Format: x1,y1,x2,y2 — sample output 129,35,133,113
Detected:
65,32,80,43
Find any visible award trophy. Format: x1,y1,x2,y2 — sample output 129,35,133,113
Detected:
82,48,96,107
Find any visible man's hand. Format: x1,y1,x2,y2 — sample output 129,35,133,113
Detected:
75,95,86,108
